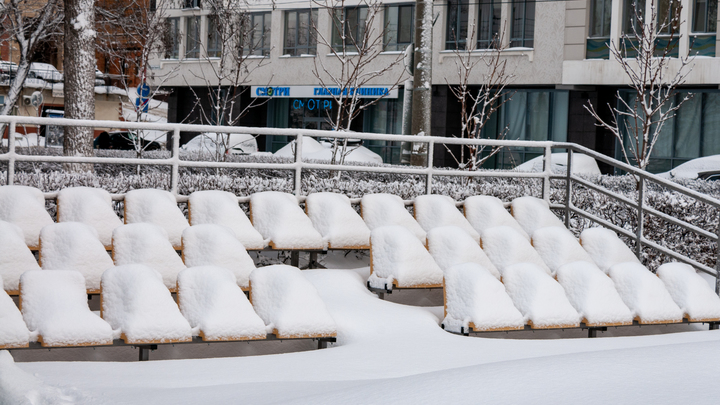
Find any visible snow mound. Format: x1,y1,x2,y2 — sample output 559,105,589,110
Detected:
249,265,336,338
57,187,123,248
361,193,426,242
501,263,581,328
306,192,371,249
0,350,86,405
274,136,383,164
414,195,479,242
608,262,684,324
427,226,500,279
112,224,186,290
368,225,443,289
39,222,114,292
124,189,189,248
181,225,255,289
514,153,601,176
249,192,324,249
657,263,720,322
580,227,640,273
188,190,266,250
20,270,113,347
556,261,634,326
531,226,593,273
0,185,54,249
101,264,192,344
480,226,552,276
0,276,30,349
511,196,565,237
177,266,267,341
442,263,524,333
463,195,529,240
0,221,41,292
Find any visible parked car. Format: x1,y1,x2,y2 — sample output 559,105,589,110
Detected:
181,133,258,155
94,130,163,151
0,61,18,80
28,62,63,82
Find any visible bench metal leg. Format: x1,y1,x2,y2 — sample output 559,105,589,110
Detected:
587,327,607,338
317,337,335,349
290,251,300,267
710,322,719,331
138,344,157,361
308,252,318,269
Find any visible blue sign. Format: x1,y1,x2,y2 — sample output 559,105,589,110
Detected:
255,86,290,97
137,83,150,98
136,82,150,113
293,99,332,111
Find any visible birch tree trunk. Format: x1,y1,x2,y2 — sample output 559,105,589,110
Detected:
63,0,95,172
410,0,433,166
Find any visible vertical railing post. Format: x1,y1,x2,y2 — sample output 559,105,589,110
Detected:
170,127,180,194
541,145,552,202
426,139,434,194
635,176,645,260
7,119,17,185
294,133,304,197
564,148,573,228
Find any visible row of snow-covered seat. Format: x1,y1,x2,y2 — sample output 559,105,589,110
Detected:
0,264,336,349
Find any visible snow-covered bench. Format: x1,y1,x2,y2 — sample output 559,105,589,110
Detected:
510,196,566,237
480,226,552,276
305,192,371,249
0,275,30,349
463,195,529,241
531,226,595,274
0,221,41,295
177,266,267,341
579,227,641,273
188,190,266,250
608,262,684,324
124,189,189,249
181,224,256,290
414,195,479,242
427,226,500,279
249,191,324,250
361,194,426,242
39,222,115,294
112,223,187,291
57,187,123,249
656,263,720,323
0,185,54,249
20,270,113,347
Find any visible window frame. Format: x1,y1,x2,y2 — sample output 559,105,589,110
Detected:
185,15,201,59
693,0,718,33
510,0,535,48
183,0,200,9
165,17,181,59
477,0,502,49
283,9,318,56
207,15,222,58
446,0,469,50
384,4,415,52
332,6,369,52
589,0,612,38
245,12,272,56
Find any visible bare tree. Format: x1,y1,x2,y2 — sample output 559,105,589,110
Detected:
584,0,693,171
446,26,515,171
311,0,406,164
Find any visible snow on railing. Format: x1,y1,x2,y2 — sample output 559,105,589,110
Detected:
1,115,720,290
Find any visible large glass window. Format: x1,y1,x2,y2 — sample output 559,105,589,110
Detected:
477,0,501,49
446,0,469,50
384,4,414,51
207,15,221,58
165,18,180,59
332,6,369,51
284,9,318,56
185,16,201,58
245,12,272,56
693,0,718,32
511,0,535,47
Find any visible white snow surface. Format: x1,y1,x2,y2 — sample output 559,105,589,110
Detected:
0,350,86,404
555,261,634,326
361,194,426,241
413,195,480,242
188,190,266,250
501,263,581,328
101,264,192,343
123,189,189,248
608,262,684,323
177,266,266,341
274,137,383,164
306,193,371,249
19,271,113,346
250,192,324,249
57,187,123,248
442,263,524,332
580,227,640,273
463,195,529,240
511,196,566,237
0,276,30,348
181,225,255,289
480,226,552,275
0,221,41,292
112,224,186,289
368,226,443,289
39,223,114,292
515,153,601,176
426,226,500,279
531,226,594,273
658,154,720,179
249,265,336,338
657,263,720,321
0,185,54,248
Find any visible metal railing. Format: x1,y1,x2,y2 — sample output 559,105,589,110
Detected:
2,115,719,293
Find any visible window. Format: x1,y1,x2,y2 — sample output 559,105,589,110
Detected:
165,18,180,59
657,0,681,34
446,0,469,50
477,0,501,49
284,9,318,56
384,4,414,51
184,0,200,8
693,0,718,32
510,0,535,47
587,0,612,58
623,0,645,35
245,12,271,56
207,15,221,58
185,16,201,58
332,6,369,51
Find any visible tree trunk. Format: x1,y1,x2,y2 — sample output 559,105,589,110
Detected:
63,0,96,172
410,0,433,167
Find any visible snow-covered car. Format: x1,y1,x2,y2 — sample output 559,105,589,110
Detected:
94,130,164,150
182,133,258,155
28,62,63,83
657,155,720,180
514,153,601,176
274,136,383,164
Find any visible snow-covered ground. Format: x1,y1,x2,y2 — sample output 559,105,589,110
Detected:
3,259,719,404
